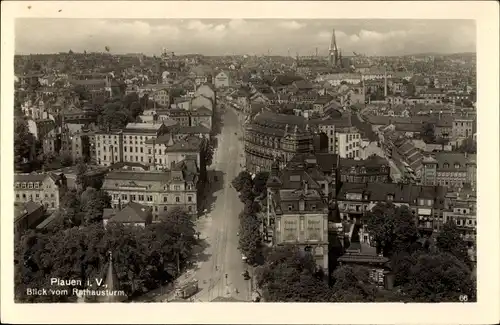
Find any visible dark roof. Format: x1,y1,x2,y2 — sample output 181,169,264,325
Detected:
14,201,44,222
15,173,60,184
337,182,446,207
338,253,389,264
314,153,339,173
192,106,212,116
434,152,476,170
36,213,58,229
253,111,308,128
105,202,152,223
108,162,149,171
177,125,211,134
165,137,202,153
105,170,172,182
339,155,388,169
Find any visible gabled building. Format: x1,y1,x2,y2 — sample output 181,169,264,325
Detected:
14,173,67,211
214,70,231,89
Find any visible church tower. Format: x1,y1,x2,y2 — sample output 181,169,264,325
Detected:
329,28,339,67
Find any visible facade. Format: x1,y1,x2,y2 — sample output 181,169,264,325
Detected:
452,117,475,139
214,71,231,88
244,112,315,173
95,123,169,167
144,134,202,169
338,155,391,183
95,122,202,170
151,88,170,107
266,160,329,272
336,182,447,235
421,152,476,189
334,129,362,158
14,173,66,212
102,165,198,221
443,187,477,244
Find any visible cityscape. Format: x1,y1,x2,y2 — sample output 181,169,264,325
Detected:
13,19,477,304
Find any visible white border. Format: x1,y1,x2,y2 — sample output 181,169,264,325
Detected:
1,1,499,324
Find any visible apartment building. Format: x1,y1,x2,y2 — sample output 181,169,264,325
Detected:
95,123,169,167
314,112,362,158
266,160,329,273
336,182,447,236
452,117,475,139
95,130,124,166
443,187,476,244
144,134,202,169
421,152,476,189
14,173,66,212
102,161,199,220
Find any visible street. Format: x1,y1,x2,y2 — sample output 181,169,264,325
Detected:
190,104,250,301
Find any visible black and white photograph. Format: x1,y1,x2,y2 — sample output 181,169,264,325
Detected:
1,1,499,324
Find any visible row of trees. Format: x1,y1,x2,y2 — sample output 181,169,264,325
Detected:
255,203,475,302
232,171,270,264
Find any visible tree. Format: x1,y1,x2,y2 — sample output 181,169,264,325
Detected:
366,203,420,257
232,171,253,193
50,189,84,231
253,171,270,197
255,246,329,302
14,225,107,302
15,204,200,302
279,106,295,115
80,187,111,225
421,122,436,143
60,152,74,167
238,213,262,264
73,84,90,101
401,252,475,302
97,102,129,131
75,162,88,190
14,118,36,170
14,92,24,117
436,220,471,268
330,265,380,302
457,136,476,154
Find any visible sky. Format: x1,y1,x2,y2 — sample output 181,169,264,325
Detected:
15,19,476,56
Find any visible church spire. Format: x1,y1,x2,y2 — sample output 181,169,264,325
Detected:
99,250,125,302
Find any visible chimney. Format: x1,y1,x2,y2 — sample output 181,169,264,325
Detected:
384,64,388,98
303,180,308,193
